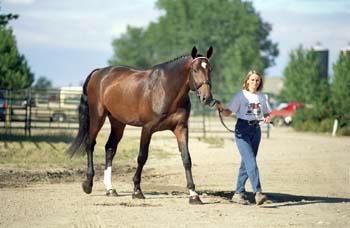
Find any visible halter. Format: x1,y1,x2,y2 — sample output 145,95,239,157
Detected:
191,56,209,63
189,56,211,92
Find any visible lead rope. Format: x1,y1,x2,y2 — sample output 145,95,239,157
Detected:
208,99,235,133
218,109,235,133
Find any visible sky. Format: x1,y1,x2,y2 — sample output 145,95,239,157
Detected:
2,0,350,87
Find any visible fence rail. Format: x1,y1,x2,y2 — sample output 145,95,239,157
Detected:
0,88,270,138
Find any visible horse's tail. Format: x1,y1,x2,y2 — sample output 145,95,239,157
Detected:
66,69,97,157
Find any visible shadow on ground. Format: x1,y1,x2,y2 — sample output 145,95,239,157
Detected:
97,189,350,207
200,190,350,207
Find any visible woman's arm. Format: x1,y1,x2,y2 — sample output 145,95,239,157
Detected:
262,93,272,123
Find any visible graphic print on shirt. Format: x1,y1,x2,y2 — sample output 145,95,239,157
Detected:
246,102,261,117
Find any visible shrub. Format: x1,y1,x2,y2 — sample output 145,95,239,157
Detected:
293,108,334,133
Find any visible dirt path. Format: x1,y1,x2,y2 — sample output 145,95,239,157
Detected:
1,128,350,228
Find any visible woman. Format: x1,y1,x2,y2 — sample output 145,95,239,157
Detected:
216,70,271,205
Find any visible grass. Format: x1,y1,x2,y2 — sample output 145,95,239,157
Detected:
0,131,74,143
0,129,172,170
0,129,219,187
197,137,225,148
0,128,221,170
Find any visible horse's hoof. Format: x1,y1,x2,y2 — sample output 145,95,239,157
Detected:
189,195,203,205
106,189,118,197
132,190,145,199
82,181,92,194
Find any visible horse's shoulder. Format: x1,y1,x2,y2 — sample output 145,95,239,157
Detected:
149,67,164,80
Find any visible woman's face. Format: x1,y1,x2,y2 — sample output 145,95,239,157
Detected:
247,73,261,93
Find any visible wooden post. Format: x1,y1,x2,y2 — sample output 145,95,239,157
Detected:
28,89,32,137
332,119,338,137
266,123,270,139
5,90,11,132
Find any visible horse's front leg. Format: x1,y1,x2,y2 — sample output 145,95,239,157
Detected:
173,124,203,204
132,127,152,199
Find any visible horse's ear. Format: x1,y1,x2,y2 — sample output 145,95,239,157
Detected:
191,46,198,59
206,46,213,59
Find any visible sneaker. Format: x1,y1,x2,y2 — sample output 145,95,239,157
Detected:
255,192,267,205
240,191,248,199
231,192,250,205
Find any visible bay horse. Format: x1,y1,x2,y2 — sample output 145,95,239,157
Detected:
67,46,214,204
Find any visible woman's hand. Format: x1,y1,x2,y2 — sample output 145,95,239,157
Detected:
216,102,224,112
263,114,271,124
216,102,232,117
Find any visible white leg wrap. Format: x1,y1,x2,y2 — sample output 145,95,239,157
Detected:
189,189,198,197
103,166,113,190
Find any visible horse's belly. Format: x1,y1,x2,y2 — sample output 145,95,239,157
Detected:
109,111,144,127
126,119,144,126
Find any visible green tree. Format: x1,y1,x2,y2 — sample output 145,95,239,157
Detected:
0,9,18,26
32,76,53,90
281,46,330,120
0,5,34,89
109,0,278,101
109,26,151,68
331,52,350,120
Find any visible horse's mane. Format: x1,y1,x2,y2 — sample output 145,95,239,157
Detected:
113,55,190,72
145,55,191,87
153,55,190,70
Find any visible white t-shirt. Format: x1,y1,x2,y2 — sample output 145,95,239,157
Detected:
227,90,271,121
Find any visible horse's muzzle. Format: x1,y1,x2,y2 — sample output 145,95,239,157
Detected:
199,93,213,105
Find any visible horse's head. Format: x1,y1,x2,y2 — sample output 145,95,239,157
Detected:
189,46,213,105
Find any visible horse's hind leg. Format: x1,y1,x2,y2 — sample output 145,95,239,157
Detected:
132,127,153,199
104,117,125,196
82,108,106,194
173,124,202,204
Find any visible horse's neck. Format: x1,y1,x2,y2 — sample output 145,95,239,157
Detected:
164,59,191,98
151,59,191,113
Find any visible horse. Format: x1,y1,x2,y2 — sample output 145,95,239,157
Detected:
66,46,214,204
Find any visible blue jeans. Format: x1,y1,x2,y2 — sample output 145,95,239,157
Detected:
234,119,262,194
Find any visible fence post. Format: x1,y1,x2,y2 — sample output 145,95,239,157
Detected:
266,123,270,138
5,90,11,131
28,89,32,136
24,88,32,137
332,119,338,137
24,89,28,136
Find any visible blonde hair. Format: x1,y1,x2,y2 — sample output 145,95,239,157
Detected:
242,70,264,91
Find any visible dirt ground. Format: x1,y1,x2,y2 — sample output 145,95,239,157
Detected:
0,127,349,228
